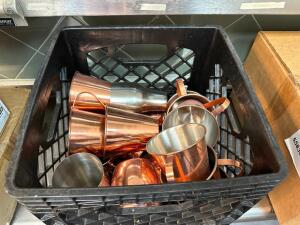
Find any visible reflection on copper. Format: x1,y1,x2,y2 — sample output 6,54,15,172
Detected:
69,71,111,111
148,113,164,126
143,154,167,183
111,158,162,186
69,108,105,155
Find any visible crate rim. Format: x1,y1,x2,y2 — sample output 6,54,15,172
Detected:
6,26,287,199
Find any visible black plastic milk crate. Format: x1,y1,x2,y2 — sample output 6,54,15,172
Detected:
7,27,287,225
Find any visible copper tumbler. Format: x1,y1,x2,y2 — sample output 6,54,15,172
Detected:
69,72,168,112
146,123,210,183
69,108,105,155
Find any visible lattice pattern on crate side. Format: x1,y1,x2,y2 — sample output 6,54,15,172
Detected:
87,46,195,93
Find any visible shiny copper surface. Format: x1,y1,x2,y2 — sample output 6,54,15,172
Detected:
69,71,111,111
146,124,210,183
69,108,105,155
111,158,162,186
104,106,159,152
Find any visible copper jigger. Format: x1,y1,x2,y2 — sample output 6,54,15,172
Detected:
69,72,168,112
69,108,105,155
146,123,210,183
104,106,159,153
111,158,162,186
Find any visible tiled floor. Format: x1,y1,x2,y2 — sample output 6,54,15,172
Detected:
1,15,300,80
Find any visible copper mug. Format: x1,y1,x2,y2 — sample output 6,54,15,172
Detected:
167,79,230,116
146,123,210,183
163,105,220,148
111,158,162,186
111,158,161,208
69,105,159,155
104,106,159,153
69,108,105,155
52,153,110,187
69,71,168,112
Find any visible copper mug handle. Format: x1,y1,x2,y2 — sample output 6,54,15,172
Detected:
203,97,230,116
212,158,244,179
176,79,187,97
72,91,106,109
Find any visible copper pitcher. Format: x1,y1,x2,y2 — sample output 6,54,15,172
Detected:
69,72,168,112
146,123,210,183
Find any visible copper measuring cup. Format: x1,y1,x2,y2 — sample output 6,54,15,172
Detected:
146,123,210,183
167,79,230,116
69,71,168,112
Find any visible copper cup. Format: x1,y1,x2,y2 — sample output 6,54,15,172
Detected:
146,123,210,183
69,71,111,111
69,71,168,112
69,108,105,155
104,106,159,153
167,79,230,116
111,158,162,186
69,106,159,156
52,153,109,187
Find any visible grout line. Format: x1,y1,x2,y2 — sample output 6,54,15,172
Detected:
165,15,176,25
251,15,263,31
15,17,65,79
224,15,247,30
72,16,89,26
0,73,9,79
147,16,159,25
0,29,45,56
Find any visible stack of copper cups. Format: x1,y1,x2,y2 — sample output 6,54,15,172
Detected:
52,71,243,196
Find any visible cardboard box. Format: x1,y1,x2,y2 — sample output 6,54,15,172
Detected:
0,87,30,225
244,31,300,225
